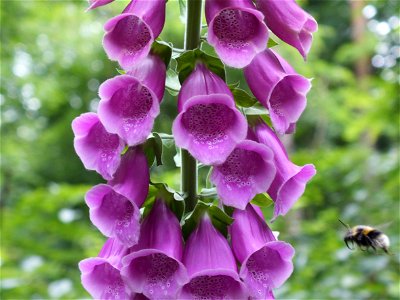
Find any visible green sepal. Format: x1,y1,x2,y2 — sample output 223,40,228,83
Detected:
142,182,185,221
181,201,233,239
165,68,181,96
267,38,278,48
250,192,274,208
176,48,225,84
151,40,173,68
143,133,163,167
116,68,126,75
230,87,258,108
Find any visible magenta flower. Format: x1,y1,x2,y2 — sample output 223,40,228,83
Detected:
253,121,316,220
79,238,131,300
179,215,248,299
205,0,269,68
98,55,165,146
244,49,311,134
87,0,114,10
210,140,276,209
108,147,149,209
85,184,141,247
103,0,166,69
230,205,294,298
172,64,247,165
122,200,188,299
256,0,318,59
72,112,125,180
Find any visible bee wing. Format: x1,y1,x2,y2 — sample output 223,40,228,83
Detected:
375,221,392,230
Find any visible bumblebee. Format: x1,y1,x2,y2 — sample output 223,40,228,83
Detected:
339,220,390,254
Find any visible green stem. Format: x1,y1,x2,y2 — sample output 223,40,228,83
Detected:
181,0,202,212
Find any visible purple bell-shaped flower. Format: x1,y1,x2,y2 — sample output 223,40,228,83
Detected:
230,205,295,298
103,0,166,69
179,214,249,299
205,0,269,68
72,112,125,180
172,64,247,165
121,200,189,299
98,54,165,146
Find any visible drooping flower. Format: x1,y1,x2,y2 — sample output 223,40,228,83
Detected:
230,204,294,299
85,184,141,247
108,147,149,208
79,238,131,300
205,0,269,68
252,121,316,220
122,199,188,299
244,49,311,134
103,0,166,69
87,0,114,10
210,140,276,209
256,0,318,59
72,112,125,180
98,54,165,146
172,64,247,165
179,215,248,299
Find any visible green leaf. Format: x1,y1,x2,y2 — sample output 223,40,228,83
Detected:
116,68,126,75
181,201,233,239
151,40,173,67
178,0,187,24
176,49,225,84
143,182,185,220
230,87,258,108
243,104,269,115
143,133,163,167
251,193,274,207
267,38,278,48
165,68,181,96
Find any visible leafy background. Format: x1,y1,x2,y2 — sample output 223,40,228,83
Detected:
1,0,399,299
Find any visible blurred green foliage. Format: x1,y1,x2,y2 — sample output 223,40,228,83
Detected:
1,0,399,299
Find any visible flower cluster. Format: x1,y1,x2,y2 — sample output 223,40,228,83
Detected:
74,0,318,299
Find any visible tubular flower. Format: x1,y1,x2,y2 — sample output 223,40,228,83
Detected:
210,140,276,210
122,200,188,299
205,0,269,68
103,0,166,69
172,64,247,165
79,238,132,300
98,54,165,146
85,184,141,247
72,112,125,180
244,49,311,134
179,215,248,299
256,0,318,59
87,0,114,10
108,147,149,209
230,205,295,299
253,121,316,221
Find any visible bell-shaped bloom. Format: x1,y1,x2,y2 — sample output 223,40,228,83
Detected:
244,49,311,134
172,64,247,165
210,140,276,209
85,184,141,247
253,121,316,220
205,0,269,68
256,0,318,59
103,0,166,69
98,55,165,146
179,215,248,299
108,147,149,209
230,204,294,298
79,238,131,300
72,112,125,180
87,0,114,10
122,199,188,299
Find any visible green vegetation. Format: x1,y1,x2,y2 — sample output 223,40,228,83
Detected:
1,0,399,299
